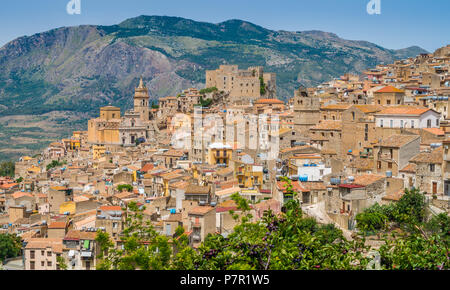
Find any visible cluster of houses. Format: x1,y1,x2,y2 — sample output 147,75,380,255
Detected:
1,45,449,270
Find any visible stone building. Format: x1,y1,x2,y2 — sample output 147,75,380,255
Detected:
373,86,405,106
373,134,420,177
205,65,276,104
410,146,443,195
341,104,383,157
87,106,121,145
293,86,321,135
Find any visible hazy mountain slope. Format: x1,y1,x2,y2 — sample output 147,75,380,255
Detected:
0,15,428,116
0,15,428,161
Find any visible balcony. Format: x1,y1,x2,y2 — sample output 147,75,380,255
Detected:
80,250,93,260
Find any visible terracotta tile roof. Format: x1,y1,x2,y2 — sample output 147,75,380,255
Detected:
382,190,405,202
215,186,241,197
410,146,443,164
162,149,185,157
375,86,405,93
375,134,419,148
353,174,385,186
165,213,182,222
25,238,63,253
64,229,97,240
423,127,445,136
399,163,417,173
189,206,215,215
140,163,155,172
185,185,210,195
310,120,342,131
169,180,189,190
376,106,430,116
349,158,374,170
254,98,284,105
321,103,352,110
300,182,327,190
114,191,136,199
277,180,309,193
160,169,184,180
48,221,66,229
99,205,122,212
353,104,384,113
0,183,18,189
12,191,34,199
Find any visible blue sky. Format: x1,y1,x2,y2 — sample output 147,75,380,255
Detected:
0,0,448,52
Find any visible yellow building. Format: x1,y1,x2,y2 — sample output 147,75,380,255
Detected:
92,145,106,160
206,143,233,166
59,201,76,215
87,106,121,145
233,160,264,189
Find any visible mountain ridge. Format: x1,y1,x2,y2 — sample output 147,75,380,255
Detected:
0,15,430,161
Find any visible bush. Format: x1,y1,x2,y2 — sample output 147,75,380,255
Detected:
117,184,133,192
199,87,218,95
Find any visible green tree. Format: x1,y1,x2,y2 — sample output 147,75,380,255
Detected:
0,161,15,177
393,188,426,225
117,184,133,192
355,204,389,233
199,87,218,95
46,160,63,171
0,234,22,262
259,77,266,95
57,255,68,270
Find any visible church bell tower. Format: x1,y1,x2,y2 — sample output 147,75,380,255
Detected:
134,77,150,122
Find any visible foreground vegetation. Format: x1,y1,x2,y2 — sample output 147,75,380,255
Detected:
95,180,449,270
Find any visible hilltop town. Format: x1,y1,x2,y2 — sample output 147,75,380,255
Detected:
0,45,449,270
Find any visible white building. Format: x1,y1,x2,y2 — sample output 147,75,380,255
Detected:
375,107,441,129
297,163,332,182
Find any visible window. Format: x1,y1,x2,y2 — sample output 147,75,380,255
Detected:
380,119,383,128
387,100,391,105
400,120,404,128
430,164,435,172
41,261,45,267
390,120,393,128
377,161,381,169
30,261,35,270
388,162,393,169
411,120,415,128
30,251,35,259
436,119,439,126
352,112,355,121
47,261,52,267
427,119,431,128
47,251,52,257
41,250,45,256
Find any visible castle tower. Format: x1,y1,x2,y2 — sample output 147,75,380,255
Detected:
293,85,320,134
134,77,150,122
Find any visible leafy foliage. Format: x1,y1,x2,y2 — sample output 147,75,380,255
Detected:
259,76,266,95
0,161,15,177
0,234,22,262
117,184,133,192
46,160,63,171
94,183,449,270
199,87,218,95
